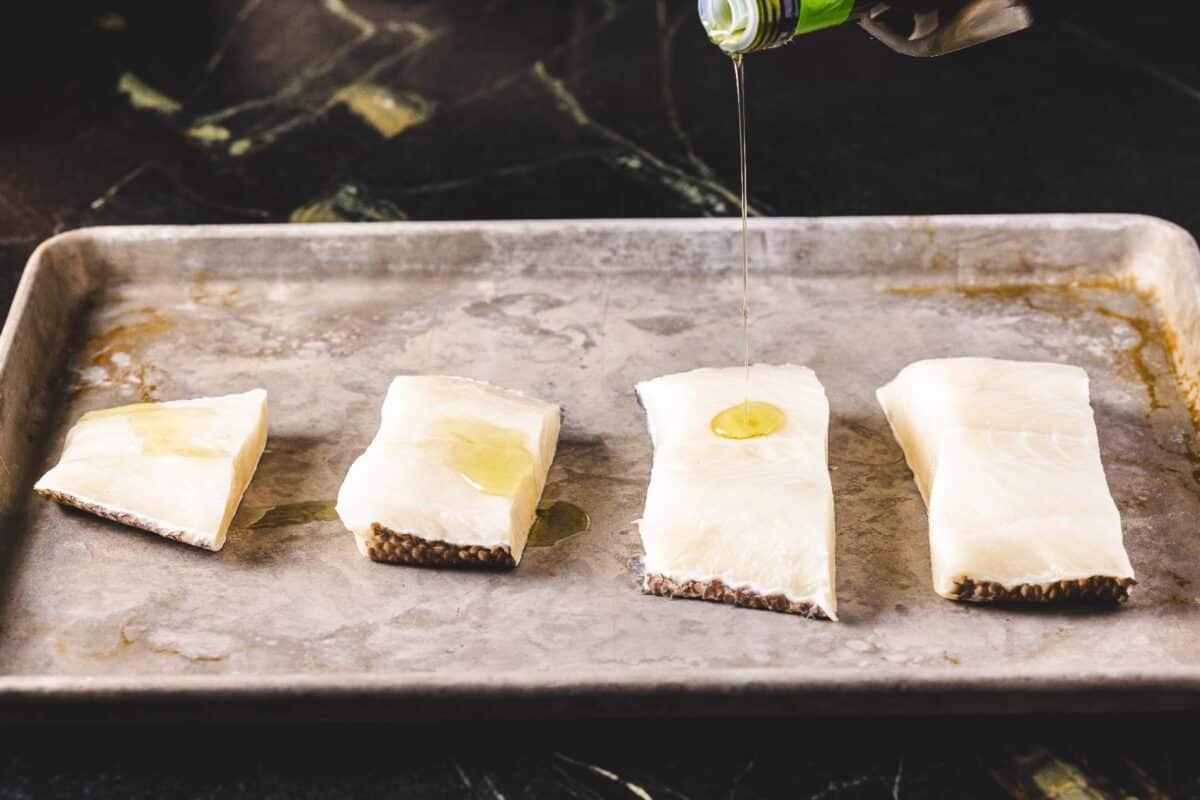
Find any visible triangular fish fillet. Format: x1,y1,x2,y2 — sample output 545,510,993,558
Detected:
336,376,561,568
876,358,1135,602
34,389,269,551
636,365,837,619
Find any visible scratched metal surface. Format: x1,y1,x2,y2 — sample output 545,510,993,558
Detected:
1,216,1199,717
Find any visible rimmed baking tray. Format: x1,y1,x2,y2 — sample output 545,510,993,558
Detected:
1,215,1199,721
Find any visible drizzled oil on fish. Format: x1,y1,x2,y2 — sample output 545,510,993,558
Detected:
710,53,785,441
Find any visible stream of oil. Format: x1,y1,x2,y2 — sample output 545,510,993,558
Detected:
710,54,784,440
735,53,750,396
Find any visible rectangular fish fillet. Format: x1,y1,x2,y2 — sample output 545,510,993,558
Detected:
876,357,1135,603
636,365,837,619
34,389,268,551
336,376,560,568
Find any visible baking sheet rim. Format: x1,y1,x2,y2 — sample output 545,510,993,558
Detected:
3,213,1200,713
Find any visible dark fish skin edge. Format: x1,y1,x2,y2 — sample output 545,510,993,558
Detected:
949,576,1135,603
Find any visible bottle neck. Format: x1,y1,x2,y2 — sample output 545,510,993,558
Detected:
699,0,1033,56
699,0,871,54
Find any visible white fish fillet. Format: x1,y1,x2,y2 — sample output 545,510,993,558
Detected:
34,389,268,551
636,365,837,619
876,357,1135,602
336,376,560,567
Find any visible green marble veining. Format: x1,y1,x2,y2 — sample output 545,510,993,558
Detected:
117,72,181,114
329,84,434,138
530,60,743,216
181,0,439,158
290,183,406,223
186,124,232,143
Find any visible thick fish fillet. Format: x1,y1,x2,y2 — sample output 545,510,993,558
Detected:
636,365,837,619
876,357,1135,602
34,389,268,551
336,376,560,568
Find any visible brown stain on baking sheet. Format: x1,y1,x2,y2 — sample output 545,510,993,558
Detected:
885,275,1131,299
190,270,241,308
75,306,175,401
53,623,227,664
885,277,1132,321
119,624,226,663
1094,306,1168,412
886,279,1181,420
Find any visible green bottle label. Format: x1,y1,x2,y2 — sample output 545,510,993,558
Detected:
795,0,854,34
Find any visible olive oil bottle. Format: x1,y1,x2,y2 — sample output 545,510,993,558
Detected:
699,0,1033,56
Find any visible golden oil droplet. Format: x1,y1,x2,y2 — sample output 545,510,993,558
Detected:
527,500,590,548
79,402,224,458
426,418,535,497
710,401,785,440
236,499,339,530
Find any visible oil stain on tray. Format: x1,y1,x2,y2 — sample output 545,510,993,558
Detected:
230,498,590,548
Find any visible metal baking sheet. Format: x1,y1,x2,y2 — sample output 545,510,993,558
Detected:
2,215,1199,721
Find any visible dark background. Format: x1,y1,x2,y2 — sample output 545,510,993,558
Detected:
3,1,1199,796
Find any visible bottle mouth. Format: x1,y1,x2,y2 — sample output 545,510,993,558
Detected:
700,0,803,53
698,0,761,53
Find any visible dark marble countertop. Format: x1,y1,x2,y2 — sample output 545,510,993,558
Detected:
3,1,1200,797
3,721,1198,799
